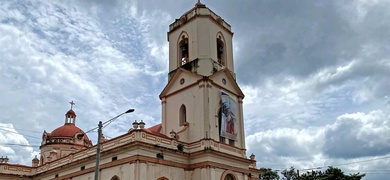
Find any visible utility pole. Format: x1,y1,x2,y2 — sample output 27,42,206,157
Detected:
92,108,134,180
94,121,102,180
297,169,300,180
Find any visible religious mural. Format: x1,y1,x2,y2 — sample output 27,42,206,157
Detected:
220,91,237,140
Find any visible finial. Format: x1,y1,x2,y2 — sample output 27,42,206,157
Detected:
195,0,206,7
69,101,75,109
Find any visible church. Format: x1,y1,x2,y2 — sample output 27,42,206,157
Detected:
0,2,262,180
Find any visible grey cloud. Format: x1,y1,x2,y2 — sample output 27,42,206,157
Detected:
247,127,324,155
225,0,388,86
246,110,390,179
324,110,390,158
246,127,325,170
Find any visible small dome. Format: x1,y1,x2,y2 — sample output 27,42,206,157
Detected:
32,155,39,161
66,109,76,116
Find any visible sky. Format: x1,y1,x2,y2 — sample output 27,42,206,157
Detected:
0,0,389,179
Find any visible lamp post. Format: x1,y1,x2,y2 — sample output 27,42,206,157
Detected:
94,109,134,180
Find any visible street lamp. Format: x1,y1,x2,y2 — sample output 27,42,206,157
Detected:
94,109,134,180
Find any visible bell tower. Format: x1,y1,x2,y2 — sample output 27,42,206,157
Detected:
160,2,246,155
65,101,76,124
167,2,235,79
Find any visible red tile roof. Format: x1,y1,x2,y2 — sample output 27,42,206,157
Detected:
66,109,76,116
142,123,169,138
47,124,90,141
147,124,162,133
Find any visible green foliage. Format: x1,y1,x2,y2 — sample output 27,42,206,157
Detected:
299,166,365,180
260,166,365,180
259,168,279,180
281,167,298,180
300,170,324,180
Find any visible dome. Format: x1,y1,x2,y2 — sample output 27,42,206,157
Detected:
47,124,90,142
66,109,76,116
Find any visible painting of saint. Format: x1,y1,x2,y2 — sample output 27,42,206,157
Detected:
220,91,237,140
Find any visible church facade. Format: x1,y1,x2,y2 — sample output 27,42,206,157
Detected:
0,2,261,180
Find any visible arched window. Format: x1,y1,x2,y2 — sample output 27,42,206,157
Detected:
225,174,235,180
178,34,189,66
216,33,226,66
179,104,186,126
221,170,238,180
157,177,169,180
111,175,120,180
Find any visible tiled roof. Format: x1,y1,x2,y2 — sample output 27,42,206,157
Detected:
47,124,90,141
147,124,162,133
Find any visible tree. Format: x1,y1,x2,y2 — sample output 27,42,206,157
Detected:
300,166,365,180
347,172,366,180
300,170,324,180
260,166,365,180
259,168,279,180
281,167,298,180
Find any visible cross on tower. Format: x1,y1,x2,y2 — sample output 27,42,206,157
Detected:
69,101,75,109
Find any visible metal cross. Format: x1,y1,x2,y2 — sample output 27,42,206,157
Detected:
69,101,75,109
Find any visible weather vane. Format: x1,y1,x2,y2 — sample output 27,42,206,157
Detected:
69,101,75,109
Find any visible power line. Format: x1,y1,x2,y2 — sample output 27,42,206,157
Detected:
0,127,40,139
346,172,390,175
0,125,42,134
0,143,40,148
85,125,99,134
347,169,390,172
328,156,390,167
299,155,390,171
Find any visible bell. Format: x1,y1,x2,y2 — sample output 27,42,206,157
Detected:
218,46,223,53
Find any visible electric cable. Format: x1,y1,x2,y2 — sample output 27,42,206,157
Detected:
298,155,390,172
0,125,41,134
0,143,40,148
0,127,40,139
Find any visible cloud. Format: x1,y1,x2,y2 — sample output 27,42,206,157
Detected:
324,110,390,158
0,123,39,165
246,109,390,179
246,127,325,169
232,0,390,93
0,0,168,142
